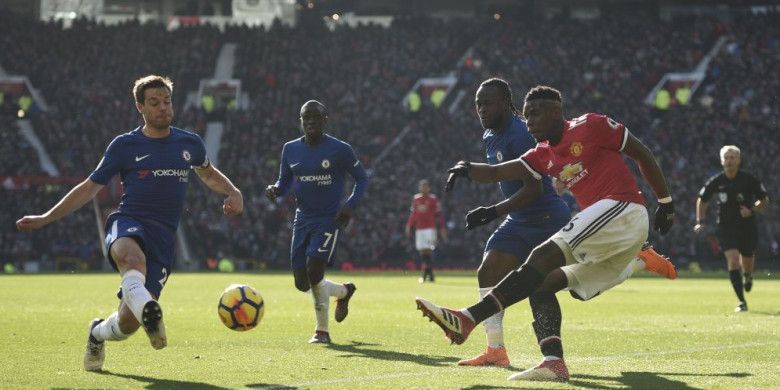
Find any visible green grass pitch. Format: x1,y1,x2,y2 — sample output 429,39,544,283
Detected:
1,271,779,389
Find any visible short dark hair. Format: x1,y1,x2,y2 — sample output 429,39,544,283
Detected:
525,86,562,103
480,78,519,115
133,75,173,104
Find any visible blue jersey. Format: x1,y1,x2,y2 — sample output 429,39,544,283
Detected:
275,134,369,219
483,115,569,222
89,127,208,230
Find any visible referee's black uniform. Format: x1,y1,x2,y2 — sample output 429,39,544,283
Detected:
698,170,768,310
699,171,768,257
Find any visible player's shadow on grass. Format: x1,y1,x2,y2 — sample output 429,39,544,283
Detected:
750,310,780,316
94,370,231,390
326,340,460,367
568,371,751,390
245,384,298,389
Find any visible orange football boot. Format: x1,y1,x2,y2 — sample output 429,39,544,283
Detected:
457,346,510,366
638,242,676,280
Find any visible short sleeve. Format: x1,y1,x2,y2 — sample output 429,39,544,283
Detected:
519,146,550,180
698,176,717,201
89,137,124,185
588,114,628,151
190,134,210,169
753,175,768,199
340,141,361,169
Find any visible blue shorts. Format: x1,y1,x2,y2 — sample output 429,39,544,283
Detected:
290,218,340,270
485,213,569,261
104,214,175,299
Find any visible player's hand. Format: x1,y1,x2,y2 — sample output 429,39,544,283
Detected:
739,206,753,218
265,184,279,201
444,161,471,192
223,190,244,216
654,201,674,235
693,223,705,234
465,206,498,230
336,207,353,228
15,215,50,232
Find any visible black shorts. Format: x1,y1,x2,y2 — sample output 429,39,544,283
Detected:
717,223,758,257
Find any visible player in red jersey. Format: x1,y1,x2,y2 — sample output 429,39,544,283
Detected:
406,179,447,282
416,86,676,382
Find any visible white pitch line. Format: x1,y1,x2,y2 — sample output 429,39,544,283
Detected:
246,340,780,388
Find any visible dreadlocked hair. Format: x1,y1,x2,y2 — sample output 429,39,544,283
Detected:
480,78,520,116
525,86,562,103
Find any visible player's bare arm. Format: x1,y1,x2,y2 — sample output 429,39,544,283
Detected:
194,164,243,216
747,195,769,216
622,132,670,200
622,132,674,234
15,179,103,232
694,198,708,233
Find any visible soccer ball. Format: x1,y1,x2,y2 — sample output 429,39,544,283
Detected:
217,284,265,331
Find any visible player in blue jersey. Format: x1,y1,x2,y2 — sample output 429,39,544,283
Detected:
266,100,369,344
16,75,243,371
445,78,571,367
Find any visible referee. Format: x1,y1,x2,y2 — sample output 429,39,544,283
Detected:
694,145,769,312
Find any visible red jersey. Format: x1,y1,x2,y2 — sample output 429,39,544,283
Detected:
520,113,644,210
406,193,444,230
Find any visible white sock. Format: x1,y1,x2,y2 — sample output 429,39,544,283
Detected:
632,257,647,271
544,355,562,361
121,270,154,323
323,279,347,299
91,311,129,342
479,287,505,348
311,279,329,332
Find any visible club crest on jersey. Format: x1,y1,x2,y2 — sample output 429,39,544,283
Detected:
570,142,583,157
718,193,728,203
182,150,191,162
321,159,331,169
496,151,504,162
127,227,138,233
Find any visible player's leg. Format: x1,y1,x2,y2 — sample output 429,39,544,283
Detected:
741,255,755,293
509,270,570,381
416,228,436,282
724,249,747,311
420,249,433,282
293,267,311,292
457,249,517,366
416,240,566,345
85,220,156,370
739,225,758,293
468,241,565,324
306,256,332,343
511,202,647,382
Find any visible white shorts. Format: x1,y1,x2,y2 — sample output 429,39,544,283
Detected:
415,228,437,251
550,199,648,301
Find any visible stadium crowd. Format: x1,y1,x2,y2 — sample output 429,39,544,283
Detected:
1,9,776,271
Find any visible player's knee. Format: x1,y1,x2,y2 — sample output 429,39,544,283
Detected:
292,270,310,292
305,259,325,284
525,241,564,274
116,253,146,273
294,277,310,292
306,267,324,285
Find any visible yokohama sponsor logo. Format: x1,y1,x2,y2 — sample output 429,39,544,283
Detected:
299,174,332,182
152,169,189,178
